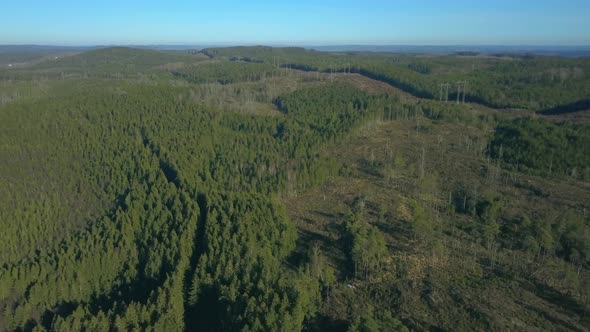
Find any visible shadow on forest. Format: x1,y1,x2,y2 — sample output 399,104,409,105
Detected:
537,99,590,115
531,281,589,327
40,265,173,330
184,192,209,332
288,227,349,272
37,185,173,329
185,286,225,332
38,130,207,330
41,192,210,331
305,314,348,332
518,301,584,332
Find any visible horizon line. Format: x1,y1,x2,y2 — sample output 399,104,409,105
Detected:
2,43,590,48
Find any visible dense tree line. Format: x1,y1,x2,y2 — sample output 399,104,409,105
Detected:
509,211,590,268
489,118,590,179
171,61,276,85
344,197,388,280
451,188,589,271
187,192,319,331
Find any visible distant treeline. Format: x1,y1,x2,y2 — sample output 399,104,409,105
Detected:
202,46,590,110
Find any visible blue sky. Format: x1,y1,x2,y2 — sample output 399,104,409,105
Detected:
1,0,589,45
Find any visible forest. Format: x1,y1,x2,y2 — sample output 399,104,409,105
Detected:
0,45,589,331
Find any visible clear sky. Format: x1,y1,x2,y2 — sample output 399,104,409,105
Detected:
1,0,589,46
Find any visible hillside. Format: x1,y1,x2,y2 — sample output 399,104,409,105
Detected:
0,47,207,81
34,47,191,68
203,46,590,111
0,46,588,331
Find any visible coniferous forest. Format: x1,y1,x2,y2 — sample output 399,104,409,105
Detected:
0,46,589,331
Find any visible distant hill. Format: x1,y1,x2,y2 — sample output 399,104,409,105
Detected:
0,45,93,65
33,47,192,70
3,44,589,59
0,46,209,81
202,45,315,59
306,45,590,57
